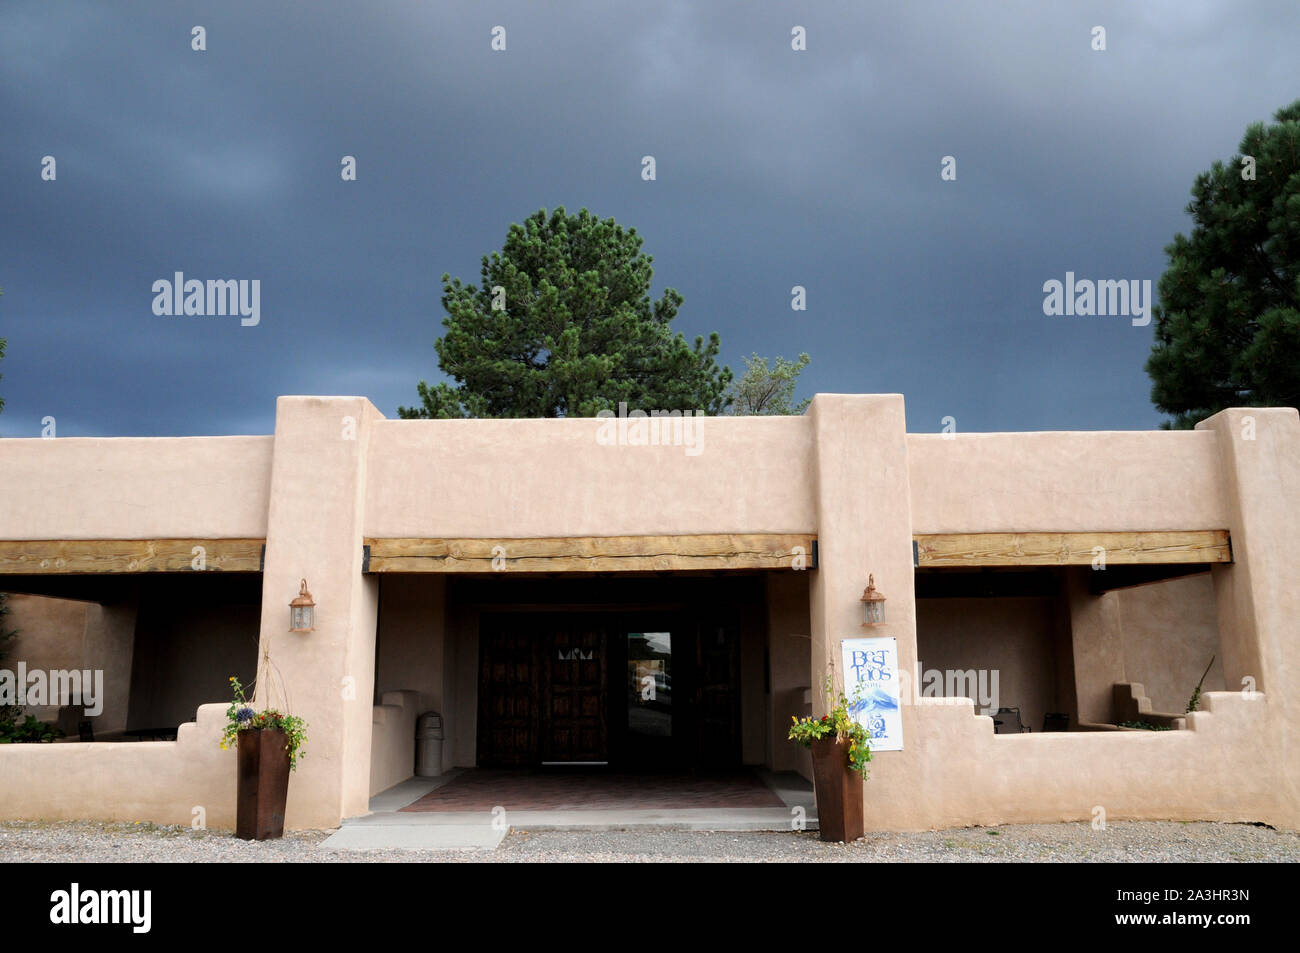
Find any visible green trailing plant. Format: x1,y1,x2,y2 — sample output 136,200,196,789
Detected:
1186,655,1216,713
0,714,63,744
220,675,308,770
788,674,872,777
1119,720,1174,731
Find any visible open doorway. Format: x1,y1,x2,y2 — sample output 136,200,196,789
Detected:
476,608,741,770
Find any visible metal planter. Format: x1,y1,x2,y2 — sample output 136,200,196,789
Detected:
810,735,865,842
236,727,291,840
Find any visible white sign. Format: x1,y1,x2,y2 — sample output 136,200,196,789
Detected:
841,637,903,752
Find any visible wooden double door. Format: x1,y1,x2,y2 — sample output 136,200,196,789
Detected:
476,611,740,769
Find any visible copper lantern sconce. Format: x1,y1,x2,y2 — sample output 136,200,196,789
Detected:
860,575,886,626
290,579,315,632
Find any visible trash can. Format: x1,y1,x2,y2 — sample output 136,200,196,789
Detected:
415,711,444,777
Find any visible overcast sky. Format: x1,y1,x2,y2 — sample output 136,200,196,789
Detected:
1,0,1297,437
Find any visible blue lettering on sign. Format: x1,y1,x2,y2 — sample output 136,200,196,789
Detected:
850,649,892,683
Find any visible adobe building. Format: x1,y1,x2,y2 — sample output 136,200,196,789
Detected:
0,394,1296,831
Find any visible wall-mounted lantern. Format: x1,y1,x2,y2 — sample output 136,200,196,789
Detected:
290,579,315,632
860,574,886,626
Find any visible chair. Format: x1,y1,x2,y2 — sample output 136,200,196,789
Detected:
1041,712,1069,732
992,707,1031,734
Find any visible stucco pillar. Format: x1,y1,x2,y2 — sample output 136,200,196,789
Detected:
1064,570,1126,724
83,600,137,736
1197,408,1300,700
255,396,382,829
807,394,916,724
1198,408,1300,827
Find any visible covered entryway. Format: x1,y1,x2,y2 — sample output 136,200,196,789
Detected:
369,553,816,799
356,560,818,850
366,533,818,814
477,608,740,769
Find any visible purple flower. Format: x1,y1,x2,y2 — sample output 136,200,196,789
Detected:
236,707,255,724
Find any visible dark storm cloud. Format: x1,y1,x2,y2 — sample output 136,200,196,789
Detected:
0,0,1296,436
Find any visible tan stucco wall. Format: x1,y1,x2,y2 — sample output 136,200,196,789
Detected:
0,703,236,827
807,395,917,736
908,431,1228,533
916,596,1060,732
1115,573,1224,716
0,436,273,539
363,416,815,537
370,576,446,787
862,689,1276,828
83,602,138,735
253,397,382,830
4,594,91,720
5,593,88,668
370,690,420,796
1200,408,1299,820
1065,571,1126,725
4,593,136,735
374,575,445,716
1,397,1296,832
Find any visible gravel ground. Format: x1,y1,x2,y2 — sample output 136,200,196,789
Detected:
2,819,1296,863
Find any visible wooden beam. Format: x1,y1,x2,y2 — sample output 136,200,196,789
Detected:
913,531,1231,567
0,539,265,574
364,534,816,573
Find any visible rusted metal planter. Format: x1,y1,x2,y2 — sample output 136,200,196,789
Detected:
236,727,291,840
810,735,864,842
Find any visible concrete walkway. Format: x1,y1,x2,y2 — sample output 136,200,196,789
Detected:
319,770,816,851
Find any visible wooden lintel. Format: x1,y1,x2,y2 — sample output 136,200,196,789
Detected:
913,531,1231,568
363,534,817,573
0,539,265,574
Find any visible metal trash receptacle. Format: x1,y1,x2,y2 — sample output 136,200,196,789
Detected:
415,711,444,777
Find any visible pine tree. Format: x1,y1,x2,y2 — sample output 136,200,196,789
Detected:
1146,100,1300,428
400,208,732,418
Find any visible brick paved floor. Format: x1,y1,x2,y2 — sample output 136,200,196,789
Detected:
398,769,787,812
